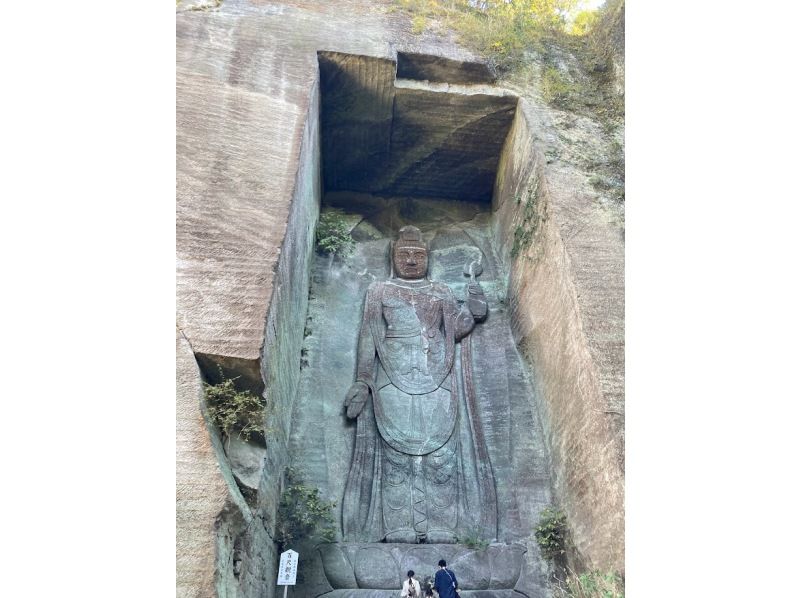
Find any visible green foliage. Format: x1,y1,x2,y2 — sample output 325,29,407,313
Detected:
316,209,355,257
533,509,625,598
203,370,266,441
275,467,336,550
535,507,568,561
459,530,489,550
558,570,624,598
569,9,599,36
511,224,533,259
394,0,599,74
393,0,623,122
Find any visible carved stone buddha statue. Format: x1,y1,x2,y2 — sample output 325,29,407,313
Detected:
342,225,497,544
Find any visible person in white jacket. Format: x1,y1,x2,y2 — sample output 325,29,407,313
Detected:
401,570,422,597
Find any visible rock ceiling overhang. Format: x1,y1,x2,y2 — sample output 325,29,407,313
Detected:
319,51,518,203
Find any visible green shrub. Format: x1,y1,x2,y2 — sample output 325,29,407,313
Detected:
203,370,266,442
275,467,336,550
569,9,600,36
316,210,355,257
535,507,568,561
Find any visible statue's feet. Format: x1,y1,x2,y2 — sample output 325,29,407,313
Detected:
427,529,457,544
384,530,418,543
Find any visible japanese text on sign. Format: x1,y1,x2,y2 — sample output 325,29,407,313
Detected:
277,549,299,586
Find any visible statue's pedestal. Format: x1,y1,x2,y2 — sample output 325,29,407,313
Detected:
321,591,525,597
317,543,529,596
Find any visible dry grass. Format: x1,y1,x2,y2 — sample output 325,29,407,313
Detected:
393,0,624,121
411,14,427,34
553,569,625,598
394,1,590,73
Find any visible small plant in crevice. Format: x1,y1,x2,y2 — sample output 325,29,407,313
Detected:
510,176,543,259
275,467,336,551
316,209,355,258
535,507,568,561
458,528,489,550
203,369,266,443
511,224,533,259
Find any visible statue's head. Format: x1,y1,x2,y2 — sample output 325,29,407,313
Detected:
392,226,428,280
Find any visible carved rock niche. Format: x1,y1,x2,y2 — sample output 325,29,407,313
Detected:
282,52,555,598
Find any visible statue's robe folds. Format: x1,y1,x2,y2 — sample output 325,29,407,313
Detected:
342,279,497,543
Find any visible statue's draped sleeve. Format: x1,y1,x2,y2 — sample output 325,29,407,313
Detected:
355,282,380,385
343,282,383,542
440,284,497,539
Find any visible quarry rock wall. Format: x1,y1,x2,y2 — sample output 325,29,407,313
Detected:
493,102,624,572
177,1,625,595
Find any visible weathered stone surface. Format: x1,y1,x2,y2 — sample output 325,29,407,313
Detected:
592,0,625,96
319,544,358,589
487,544,526,589
449,549,492,590
492,98,624,572
177,335,260,598
353,546,401,589
176,327,230,598
226,435,267,490
177,0,489,365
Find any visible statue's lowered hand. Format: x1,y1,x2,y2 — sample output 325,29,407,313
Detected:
344,381,370,419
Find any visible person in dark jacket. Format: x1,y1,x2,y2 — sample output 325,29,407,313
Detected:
433,559,459,598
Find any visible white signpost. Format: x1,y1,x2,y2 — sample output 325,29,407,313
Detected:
277,549,299,598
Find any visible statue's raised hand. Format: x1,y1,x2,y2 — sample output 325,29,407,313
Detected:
463,259,487,321
466,282,488,320
344,381,370,419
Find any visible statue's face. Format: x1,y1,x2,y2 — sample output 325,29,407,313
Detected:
393,244,428,280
